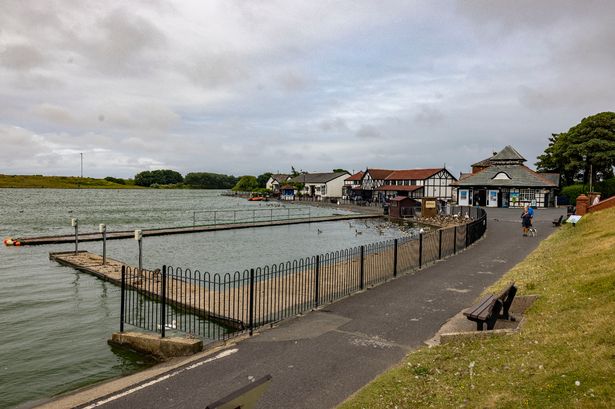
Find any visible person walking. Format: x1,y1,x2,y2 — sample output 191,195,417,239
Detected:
521,205,532,236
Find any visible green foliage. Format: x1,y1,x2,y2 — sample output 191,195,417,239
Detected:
333,168,349,174
257,172,273,188
536,112,615,186
232,175,259,192
252,187,271,195
134,169,183,187
560,177,615,203
560,184,586,203
104,176,125,185
340,207,615,409
0,174,141,189
184,172,237,189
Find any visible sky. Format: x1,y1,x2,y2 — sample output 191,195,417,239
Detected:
1,1,614,179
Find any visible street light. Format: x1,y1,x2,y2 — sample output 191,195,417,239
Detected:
99,224,107,265
71,218,79,254
134,230,143,271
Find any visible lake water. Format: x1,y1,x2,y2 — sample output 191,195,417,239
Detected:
0,189,409,408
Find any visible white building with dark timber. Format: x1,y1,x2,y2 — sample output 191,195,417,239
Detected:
290,171,350,200
452,145,559,208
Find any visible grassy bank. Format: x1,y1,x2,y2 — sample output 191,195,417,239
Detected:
340,208,615,408
0,174,141,189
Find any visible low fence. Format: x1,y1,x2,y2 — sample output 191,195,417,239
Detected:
192,207,311,227
121,207,487,342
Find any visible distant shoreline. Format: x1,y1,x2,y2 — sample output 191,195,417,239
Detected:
0,174,142,189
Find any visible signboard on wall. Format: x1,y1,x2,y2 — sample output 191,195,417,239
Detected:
422,198,438,218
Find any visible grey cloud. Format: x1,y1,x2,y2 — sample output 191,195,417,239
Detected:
32,104,76,125
0,44,46,70
319,117,349,132
356,125,381,139
277,70,308,92
414,105,445,125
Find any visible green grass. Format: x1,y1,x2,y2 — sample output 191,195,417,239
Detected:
0,174,142,189
339,207,615,408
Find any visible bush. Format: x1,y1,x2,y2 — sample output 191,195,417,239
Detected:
560,177,615,203
104,176,126,185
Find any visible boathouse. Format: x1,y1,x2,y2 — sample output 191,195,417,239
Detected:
453,145,559,208
388,196,419,219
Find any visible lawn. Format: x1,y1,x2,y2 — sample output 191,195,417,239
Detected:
0,174,141,189
339,207,615,408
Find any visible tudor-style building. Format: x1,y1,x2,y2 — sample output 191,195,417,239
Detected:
452,145,559,208
379,168,457,201
344,167,457,202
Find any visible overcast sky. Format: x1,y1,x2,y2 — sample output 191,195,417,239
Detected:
1,1,614,179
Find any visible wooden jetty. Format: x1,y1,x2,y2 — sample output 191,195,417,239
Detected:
49,237,424,332
15,213,382,246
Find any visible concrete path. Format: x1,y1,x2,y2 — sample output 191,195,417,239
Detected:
44,208,565,409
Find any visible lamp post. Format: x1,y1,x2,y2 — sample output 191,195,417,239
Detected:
71,218,78,254
134,230,143,271
99,224,107,265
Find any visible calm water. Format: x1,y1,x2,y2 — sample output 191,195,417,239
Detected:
0,189,408,408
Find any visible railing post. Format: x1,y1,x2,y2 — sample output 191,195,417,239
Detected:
193,211,196,228
120,265,125,333
393,239,398,277
271,209,273,223
453,225,457,254
438,229,443,259
160,265,167,338
214,211,217,226
360,246,365,290
233,210,236,224
419,232,423,268
466,223,470,248
314,255,320,307
249,268,255,336
252,210,255,224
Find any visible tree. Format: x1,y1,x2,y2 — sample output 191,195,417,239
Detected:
536,112,615,186
257,172,272,188
134,169,183,187
232,175,259,192
184,172,237,189
333,168,349,174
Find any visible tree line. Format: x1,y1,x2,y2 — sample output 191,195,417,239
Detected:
131,169,275,190
536,111,615,201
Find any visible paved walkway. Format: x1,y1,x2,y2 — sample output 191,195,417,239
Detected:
43,208,565,409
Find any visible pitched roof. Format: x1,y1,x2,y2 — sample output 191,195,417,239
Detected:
270,174,290,183
365,168,395,180
471,146,526,167
376,185,424,192
452,164,558,188
345,171,365,182
290,171,349,184
490,145,526,162
538,173,560,186
385,168,444,180
471,157,493,168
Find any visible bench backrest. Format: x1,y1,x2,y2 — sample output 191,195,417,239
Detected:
497,283,517,319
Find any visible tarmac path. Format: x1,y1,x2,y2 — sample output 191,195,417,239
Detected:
43,208,565,409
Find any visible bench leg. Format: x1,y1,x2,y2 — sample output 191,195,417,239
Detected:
476,321,484,331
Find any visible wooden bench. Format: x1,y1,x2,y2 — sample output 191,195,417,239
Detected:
552,215,564,227
463,283,517,331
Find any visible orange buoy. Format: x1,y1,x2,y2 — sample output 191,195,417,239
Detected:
14,241,21,246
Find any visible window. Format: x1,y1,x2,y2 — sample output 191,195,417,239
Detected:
519,189,535,201
493,172,511,180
